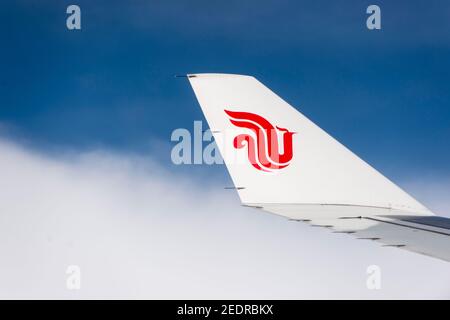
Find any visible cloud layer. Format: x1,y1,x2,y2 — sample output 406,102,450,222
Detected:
0,139,448,299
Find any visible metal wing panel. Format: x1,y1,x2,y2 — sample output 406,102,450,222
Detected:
258,204,450,262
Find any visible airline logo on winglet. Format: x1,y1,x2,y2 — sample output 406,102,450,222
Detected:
225,110,296,172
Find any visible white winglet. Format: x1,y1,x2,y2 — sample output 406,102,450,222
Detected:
188,73,431,216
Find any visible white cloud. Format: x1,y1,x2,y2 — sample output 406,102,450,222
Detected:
0,138,448,299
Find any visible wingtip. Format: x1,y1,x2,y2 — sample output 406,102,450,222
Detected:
174,74,196,78
185,73,252,79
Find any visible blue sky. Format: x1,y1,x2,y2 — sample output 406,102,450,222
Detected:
1,0,449,181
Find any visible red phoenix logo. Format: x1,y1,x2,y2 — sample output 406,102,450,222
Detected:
225,110,296,172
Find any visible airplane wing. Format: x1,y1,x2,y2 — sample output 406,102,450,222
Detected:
263,205,450,261
187,73,450,262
